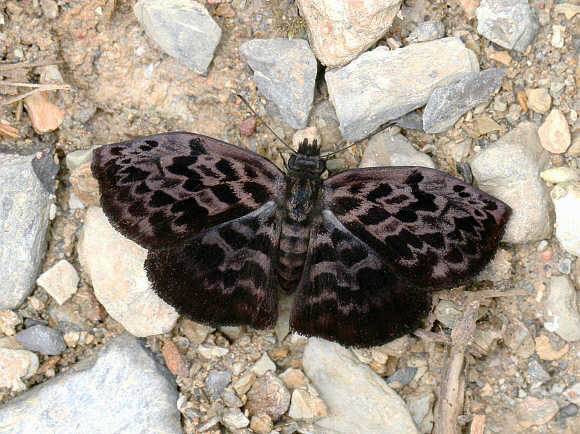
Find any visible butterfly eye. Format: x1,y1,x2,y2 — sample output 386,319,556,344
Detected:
288,155,297,170
317,159,326,174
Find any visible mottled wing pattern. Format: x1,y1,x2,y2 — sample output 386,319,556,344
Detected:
290,211,432,347
324,167,511,290
92,132,284,249
145,202,281,328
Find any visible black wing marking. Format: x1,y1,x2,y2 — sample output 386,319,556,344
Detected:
92,132,284,249
289,211,432,348
324,166,511,289
145,202,281,329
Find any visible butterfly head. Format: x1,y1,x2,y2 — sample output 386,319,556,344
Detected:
288,139,325,175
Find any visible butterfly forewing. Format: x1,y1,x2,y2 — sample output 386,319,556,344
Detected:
145,201,281,329
324,167,511,290
91,132,284,249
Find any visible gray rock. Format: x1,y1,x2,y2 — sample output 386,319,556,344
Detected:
308,100,342,151
543,275,580,342
133,0,221,74
504,317,535,359
563,382,580,406
470,121,553,243
551,182,580,256
0,334,181,433
558,403,579,419
65,145,99,172
406,392,435,434
326,37,479,141
220,408,250,430
297,0,402,67
359,129,435,169
434,299,487,329
392,111,424,131
557,258,573,275
302,338,419,433
16,325,66,355
78,207,178,336
525,358,550,388
0,151,56,309
476,0,539,52
221,388,243,408
240,38,317,129
205,370,232,400
407,21,445,43
423,68,505,133
386,367,418,386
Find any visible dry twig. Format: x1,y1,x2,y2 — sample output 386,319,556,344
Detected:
0,59,70,105
434,300,479,434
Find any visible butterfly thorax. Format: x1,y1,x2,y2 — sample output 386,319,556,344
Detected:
276,140,325,293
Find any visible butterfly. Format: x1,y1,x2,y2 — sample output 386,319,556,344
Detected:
91,132,511,347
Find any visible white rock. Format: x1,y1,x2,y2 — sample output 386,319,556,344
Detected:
297,0,402,67
0,310,21,336
78,207,178,336
543,275,580,342
197,344,229,359
406,392,435,434
359,129,435,169
287,387,328,422
302,338,419,433
0,348,39,391
551,182,580,256
250,353,276,376
36,259,79,305
541,167,580,184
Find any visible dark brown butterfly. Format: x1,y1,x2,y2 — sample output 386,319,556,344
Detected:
91,132,510,347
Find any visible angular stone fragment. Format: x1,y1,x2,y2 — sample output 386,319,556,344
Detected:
326,38,478,141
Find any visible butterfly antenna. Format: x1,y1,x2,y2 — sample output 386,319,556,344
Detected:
236,94,296,154
321,120,397,160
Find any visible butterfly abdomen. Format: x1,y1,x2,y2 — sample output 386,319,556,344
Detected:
277,221,311,292
276,151,325,293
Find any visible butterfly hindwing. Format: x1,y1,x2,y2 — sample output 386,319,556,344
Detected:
145,202,281,329
92,132,284,249
324,166,511,290
289,210,432,347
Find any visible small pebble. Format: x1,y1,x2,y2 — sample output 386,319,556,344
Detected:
540,167,580,184
551,25,566,48
527,88,551,113
16,325,66,355
541,250,552,262
205,370,233,400
0,310,22,336
557,258,572,274
239,116,257,136
515,396,559,427
535,335,569,361
538,109,571,154
537,240,549,252
250,414,273,434
23,92,65,134
162,341,189,377
36,259,79,305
